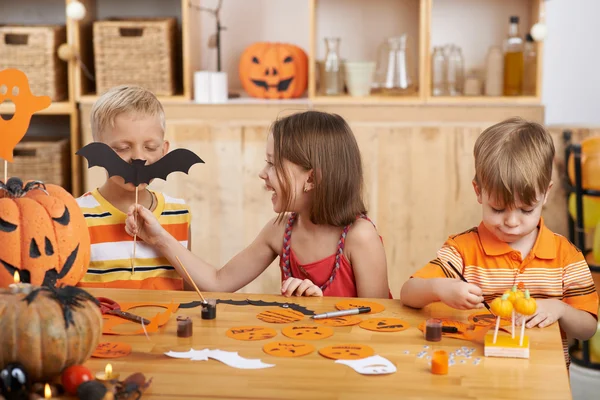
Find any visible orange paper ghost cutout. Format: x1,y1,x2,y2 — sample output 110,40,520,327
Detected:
0,68,51,162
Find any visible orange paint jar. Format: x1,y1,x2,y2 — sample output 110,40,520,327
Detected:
431,350,449,375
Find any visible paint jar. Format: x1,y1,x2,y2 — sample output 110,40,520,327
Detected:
201,299,217,320
177,316,193,337
431,350,449,375
425,318,443,342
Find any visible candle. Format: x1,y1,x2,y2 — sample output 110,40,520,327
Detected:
95,363,120,382
8,270,33,295
42,383,60,399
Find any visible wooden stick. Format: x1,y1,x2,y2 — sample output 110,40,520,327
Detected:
520,316,526,346
131,187,139,274
175,255,206,303
512,310,515,339
493,316,500,344
3,160,7,183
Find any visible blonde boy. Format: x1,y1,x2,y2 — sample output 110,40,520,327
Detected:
76,85,191,290
401,117,598,365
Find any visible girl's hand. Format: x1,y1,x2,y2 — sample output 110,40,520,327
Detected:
281,277,323,297
125,204,166,246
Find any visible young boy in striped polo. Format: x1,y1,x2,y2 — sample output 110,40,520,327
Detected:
76,85,191,290
401,117,598,365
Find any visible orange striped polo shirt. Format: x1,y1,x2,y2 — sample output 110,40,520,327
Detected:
412,217,599,365
75,189,190,290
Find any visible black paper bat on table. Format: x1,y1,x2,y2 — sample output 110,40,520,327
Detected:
76,142,204,272
179,299,316,316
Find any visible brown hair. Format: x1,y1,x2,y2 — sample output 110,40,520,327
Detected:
271,111,366,226
473,117,555,208
91,85,165,141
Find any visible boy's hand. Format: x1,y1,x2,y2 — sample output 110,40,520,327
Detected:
281,277,323,297
517,299,565,329
436,279,485,310
125,204,165,246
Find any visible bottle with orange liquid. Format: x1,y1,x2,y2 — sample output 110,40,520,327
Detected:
503,16,523,96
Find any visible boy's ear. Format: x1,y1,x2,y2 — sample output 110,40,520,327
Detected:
542,181,554,206
472,179,483,204
162,140,170,155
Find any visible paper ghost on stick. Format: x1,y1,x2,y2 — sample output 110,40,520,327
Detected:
0,69,51,162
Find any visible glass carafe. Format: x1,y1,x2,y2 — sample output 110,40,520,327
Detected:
323,37,343,96
373,35,416,95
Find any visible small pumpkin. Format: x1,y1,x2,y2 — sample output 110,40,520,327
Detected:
0,177,90,288
490,293,514,318
503,285,525,304
0,285,102,381
514,289,537,316
239,42,308,99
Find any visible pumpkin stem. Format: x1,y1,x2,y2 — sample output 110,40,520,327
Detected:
511,285,518,292
501,293,510,301
524,289,530,299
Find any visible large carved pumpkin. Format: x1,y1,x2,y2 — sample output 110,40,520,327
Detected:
0,285,102,381
0,177,90,288
239,42,308,99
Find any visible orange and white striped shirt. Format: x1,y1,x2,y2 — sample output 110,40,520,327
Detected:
412,217,599,365
75,189,190,290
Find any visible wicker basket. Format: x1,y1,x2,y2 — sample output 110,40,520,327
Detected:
6,137,70,189
0,25,68,101
93,18,177,96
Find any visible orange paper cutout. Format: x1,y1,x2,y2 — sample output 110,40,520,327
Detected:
92,342,132,358
359,318,409,332
318,344,375,360
468,311,511,327
256,309,304,323
226,326,277,341
0,69,51,162
263,341,315,358
102,302,178,335
314,315,362,327
281,325,334,340
335,300,385,314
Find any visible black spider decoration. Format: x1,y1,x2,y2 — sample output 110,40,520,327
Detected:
23,285,100,329
0,177,48,198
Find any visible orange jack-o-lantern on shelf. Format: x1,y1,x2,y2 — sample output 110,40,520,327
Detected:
0,178,90,288
239,42,308,99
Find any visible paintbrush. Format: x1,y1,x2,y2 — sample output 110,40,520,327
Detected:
447,261,492,313
175,256,207,304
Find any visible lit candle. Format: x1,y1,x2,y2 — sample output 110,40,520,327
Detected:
95,363,120,382
44,383,58,399
8,271,32,294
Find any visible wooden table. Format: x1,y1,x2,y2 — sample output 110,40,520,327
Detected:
83,288,572,400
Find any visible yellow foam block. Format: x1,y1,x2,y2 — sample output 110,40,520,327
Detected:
484,334,529,359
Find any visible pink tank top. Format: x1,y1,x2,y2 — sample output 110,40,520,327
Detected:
279,213,389,298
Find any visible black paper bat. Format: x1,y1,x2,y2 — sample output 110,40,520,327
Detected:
179,298,315,315
76,142,204,186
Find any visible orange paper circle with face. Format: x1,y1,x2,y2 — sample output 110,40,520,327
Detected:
319,344,375,360
263,341,315,358
314,315,362,327
335,300,385,314
226,326,277,341
256,309,304,323
468,311,511,327
359,318,410,332
281,325,334,340
92,342,132,358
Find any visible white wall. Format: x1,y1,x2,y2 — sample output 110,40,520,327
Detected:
542,0,600,126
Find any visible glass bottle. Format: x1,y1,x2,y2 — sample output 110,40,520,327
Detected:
485,46,503,96
323,37,342,96
431,46,446,96
503,16,524,96
522,33,537,96
449,46,464,96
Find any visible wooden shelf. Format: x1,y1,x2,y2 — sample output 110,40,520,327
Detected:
79,94,190,105
312,95,422,105
425,96,540,105
0,101,74,115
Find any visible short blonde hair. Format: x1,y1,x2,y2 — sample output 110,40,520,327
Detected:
474,117,555,207
90,85,166,140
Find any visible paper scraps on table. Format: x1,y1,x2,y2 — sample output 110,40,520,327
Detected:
226,326,278,341
92,342,132,358
102,302,178,335
256,309,305,323
179,299,315,315
468,311,511,327
335,300,385,314
263,341,315,358
318,344,375,360
164,349,275,369
335,355,397,375
359,318,410,332
281,325,334,340
313,315,362,327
